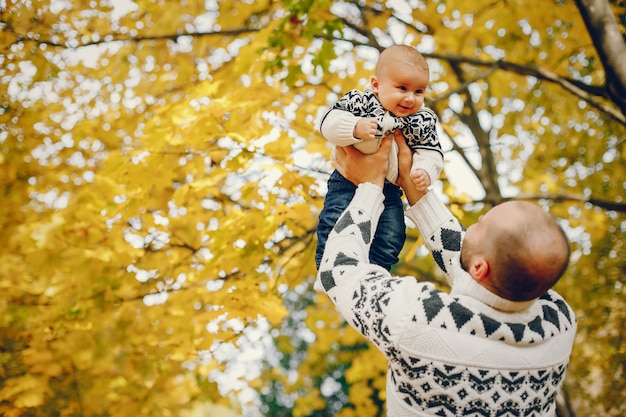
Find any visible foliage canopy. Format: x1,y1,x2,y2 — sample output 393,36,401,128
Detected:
1,0,625,416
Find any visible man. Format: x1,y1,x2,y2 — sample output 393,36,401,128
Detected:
315,131,576,416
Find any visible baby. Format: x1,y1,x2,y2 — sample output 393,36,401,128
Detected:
315,45,443,271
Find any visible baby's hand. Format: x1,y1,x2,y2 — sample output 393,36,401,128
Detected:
410,169,431,192
354,118,378,141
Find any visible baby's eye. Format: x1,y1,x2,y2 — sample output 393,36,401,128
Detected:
398,86,407,91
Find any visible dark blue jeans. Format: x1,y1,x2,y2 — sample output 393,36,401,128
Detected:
315,170,406,271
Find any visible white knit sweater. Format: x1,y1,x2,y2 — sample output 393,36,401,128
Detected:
315,183,576,417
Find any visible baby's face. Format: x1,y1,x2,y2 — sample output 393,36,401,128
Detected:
371,60,429,117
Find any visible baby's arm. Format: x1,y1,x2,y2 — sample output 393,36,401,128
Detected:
320,109,362,147
320,110,382,154
320,89,373,147
409,149,444,190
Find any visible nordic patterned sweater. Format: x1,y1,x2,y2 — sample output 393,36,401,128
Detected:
315,183,577,417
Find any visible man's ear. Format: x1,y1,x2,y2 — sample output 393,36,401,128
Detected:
370,75,379,93
468,258,490,282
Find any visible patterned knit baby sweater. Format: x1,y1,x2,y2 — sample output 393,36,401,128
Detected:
319,89,443,185
315,183,577,417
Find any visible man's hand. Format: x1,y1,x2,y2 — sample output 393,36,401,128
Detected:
393,131,428,205
334,135,392,189
354,118,378,141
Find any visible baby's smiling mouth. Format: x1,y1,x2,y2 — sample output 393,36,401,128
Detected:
396,105,412,115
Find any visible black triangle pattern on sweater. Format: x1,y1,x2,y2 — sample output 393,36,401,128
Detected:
430,222,464,274
335,211,372,244
413,287,573,344
479,313,502,337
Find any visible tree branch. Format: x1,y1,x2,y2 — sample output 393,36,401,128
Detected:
425,52,626,126
4,25,261,49
449,61,502,204
574,0,626,116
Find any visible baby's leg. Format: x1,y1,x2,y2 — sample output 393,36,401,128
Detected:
369,183,405,271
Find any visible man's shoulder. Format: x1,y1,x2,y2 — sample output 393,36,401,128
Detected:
537,290,576,328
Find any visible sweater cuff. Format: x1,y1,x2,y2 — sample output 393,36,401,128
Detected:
352,182,385,221
405,191,451,239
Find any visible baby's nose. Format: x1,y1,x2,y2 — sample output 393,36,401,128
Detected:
403,93,416,104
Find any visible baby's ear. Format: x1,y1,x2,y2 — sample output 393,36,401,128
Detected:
370,75,379,93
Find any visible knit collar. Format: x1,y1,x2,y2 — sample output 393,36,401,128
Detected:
451,272,536,312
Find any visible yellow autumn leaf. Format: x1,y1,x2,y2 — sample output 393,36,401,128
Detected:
14,391,45,408
0,375,51,407
84,247,114,262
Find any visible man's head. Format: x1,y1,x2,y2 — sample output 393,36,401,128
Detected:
370,45,429,118
460,201,570,301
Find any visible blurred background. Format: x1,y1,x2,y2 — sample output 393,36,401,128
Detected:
1,1,624,416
